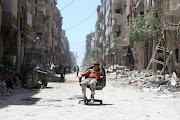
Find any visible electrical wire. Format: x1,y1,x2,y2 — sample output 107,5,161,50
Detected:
65,10,97,30
64,0,107,31
61,0,76,11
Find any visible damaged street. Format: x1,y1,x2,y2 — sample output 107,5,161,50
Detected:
0,0,180,119
0,73,180,120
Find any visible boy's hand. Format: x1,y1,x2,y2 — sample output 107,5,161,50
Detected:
79,76,82,82
79,76,82,79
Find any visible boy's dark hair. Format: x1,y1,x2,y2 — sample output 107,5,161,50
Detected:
94,63,99,66
14,73,20,77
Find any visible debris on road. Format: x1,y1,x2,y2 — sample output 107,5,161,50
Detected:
109,67,180,98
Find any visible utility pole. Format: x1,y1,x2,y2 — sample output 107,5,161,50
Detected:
16,0,21,74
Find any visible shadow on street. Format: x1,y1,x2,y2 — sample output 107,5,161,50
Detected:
0,88,40,109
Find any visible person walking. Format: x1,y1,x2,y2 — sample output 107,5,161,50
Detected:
76,66,79,77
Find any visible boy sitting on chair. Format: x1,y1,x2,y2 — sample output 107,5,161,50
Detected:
79,63,100,104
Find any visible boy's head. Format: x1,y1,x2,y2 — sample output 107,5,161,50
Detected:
14,73,20,79
93,63,99,71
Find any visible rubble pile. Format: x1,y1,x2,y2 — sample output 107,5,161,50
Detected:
111,67,180,98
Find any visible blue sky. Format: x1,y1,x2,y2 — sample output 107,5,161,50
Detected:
57,0,100,66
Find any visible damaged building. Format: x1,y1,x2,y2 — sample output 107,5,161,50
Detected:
0,0,73,74
90,0,180,76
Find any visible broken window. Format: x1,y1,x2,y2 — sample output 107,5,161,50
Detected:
37,33,43,41
115,8,122,14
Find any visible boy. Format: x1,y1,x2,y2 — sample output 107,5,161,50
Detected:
79,63,100,104
5,73,20,89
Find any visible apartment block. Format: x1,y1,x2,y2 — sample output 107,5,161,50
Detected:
0,0,72,73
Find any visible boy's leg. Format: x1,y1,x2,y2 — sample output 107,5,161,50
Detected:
5,81,13,89
90,78,97,101
81,79,89,103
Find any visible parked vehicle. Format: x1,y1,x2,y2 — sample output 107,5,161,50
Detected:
25,67,49,88
22,63,54,89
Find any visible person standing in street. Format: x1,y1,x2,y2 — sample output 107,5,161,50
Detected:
63,66,66,77
74,66,76,72
76,66,79,77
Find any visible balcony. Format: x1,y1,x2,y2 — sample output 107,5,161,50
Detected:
112,13,123,26
112,0,122,5
37,0,46,5
116,38,130,47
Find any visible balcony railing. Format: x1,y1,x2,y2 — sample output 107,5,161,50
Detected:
112,13,123,26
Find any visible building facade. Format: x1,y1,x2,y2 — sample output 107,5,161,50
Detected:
0,0,73,73
94,0,130,68
91,0,180,74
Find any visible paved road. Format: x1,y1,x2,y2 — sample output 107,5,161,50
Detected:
0,73,180,120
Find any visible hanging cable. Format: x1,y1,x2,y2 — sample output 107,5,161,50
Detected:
64,0,107,30
61,0,76,11
65,10,96,30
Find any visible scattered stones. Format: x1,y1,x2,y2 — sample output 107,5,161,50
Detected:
109,70,180,98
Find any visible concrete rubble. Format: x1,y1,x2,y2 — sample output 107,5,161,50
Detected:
109,66,180,98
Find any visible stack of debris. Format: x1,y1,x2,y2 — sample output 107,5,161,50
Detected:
111,66,180,98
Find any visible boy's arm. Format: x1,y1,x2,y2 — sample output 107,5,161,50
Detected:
79,69,91,79
82,69,91,76
11,78,16,84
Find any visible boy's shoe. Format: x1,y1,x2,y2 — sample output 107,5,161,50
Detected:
89,100,95,104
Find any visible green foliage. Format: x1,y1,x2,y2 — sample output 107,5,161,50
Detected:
89,48,101,58
112,32,122,42
82,57,93,66
127,14,163,43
